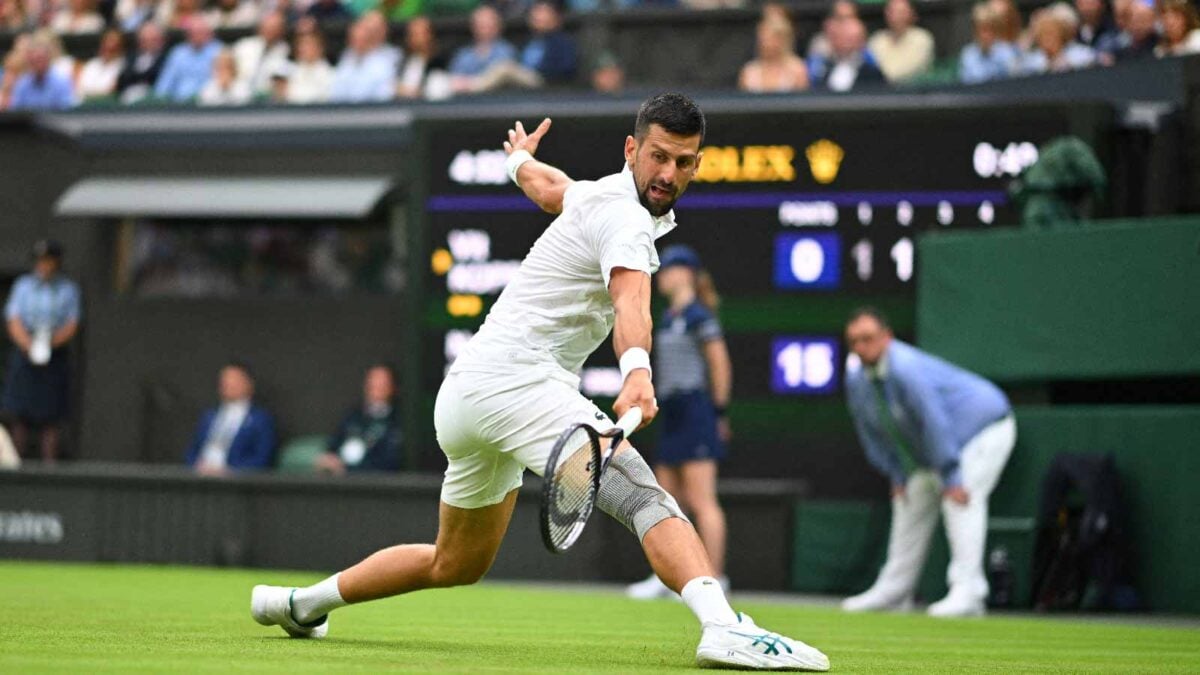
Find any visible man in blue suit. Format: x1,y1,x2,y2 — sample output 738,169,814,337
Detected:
185,362,276,475
841,308,1015,618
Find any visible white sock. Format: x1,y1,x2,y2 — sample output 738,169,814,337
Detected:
680,576,739,626
291,573,347,625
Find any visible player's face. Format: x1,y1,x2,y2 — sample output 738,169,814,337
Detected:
846,316,892,366
625,124,703,217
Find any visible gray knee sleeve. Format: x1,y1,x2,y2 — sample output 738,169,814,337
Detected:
596,449,689,540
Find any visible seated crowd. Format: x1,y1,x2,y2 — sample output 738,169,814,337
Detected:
185,361,403,475
0,0,1198,107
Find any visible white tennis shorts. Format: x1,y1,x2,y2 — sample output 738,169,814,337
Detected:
435,368,613,509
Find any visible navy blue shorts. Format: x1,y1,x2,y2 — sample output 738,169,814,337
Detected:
655,390,726,466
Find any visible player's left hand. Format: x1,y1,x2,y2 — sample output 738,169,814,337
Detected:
614,369,657,431
503,118,552,157
943,486,969,505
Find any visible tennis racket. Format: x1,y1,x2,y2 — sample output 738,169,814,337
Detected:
539,407,643,554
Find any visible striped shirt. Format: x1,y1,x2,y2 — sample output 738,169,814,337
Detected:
655,301,722,398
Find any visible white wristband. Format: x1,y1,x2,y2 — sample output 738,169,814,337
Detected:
505,149,534,187
619,347,652,382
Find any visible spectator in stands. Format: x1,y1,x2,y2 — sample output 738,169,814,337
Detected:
207,0,260,28
114,0,156,32
198,48,253,105
155,16,223,103
0,0,32,32
7,37,75,110
116,21,167,104
233,11,291,96
988,0,1024,44
185,362,277,475
519,1,577,85
808,0,859,63
306,0,351,25
449,4,516,92
50,0,103,34
491,0,533,20
1020,4,1095,74
1155,0,1200,56
813,15,885,91
738,16,809,92
0,38,28,110
1,240,80,464
1075,0,1120,52
75,28,124,101
1114,0,1158,61
329,12,397,102
590,51,624,94
396,15,450,99
286,30,334,103
868,0,935,83
840,308,1015,618
158,0,205,30
960,1,1018,84
314,364,402,474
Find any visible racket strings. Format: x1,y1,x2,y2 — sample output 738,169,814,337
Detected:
547,437,597,548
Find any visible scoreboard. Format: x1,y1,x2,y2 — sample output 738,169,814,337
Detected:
416,100,1110,482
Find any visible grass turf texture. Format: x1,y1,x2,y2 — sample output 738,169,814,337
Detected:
1,562,1198,673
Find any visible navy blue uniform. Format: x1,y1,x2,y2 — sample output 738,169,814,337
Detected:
654,301,725,466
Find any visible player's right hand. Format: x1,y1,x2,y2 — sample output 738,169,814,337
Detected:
503,118,552,157
614,369,657,431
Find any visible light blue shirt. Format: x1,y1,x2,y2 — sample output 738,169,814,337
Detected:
329,47,398,103
155,40,223,102
8,71,76,110
959,41,1018,84
845,340,1011,489
4,274,81,332
1019,43,1096,76
448,40,516,77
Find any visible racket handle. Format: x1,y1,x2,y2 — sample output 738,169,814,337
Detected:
615,407,643,437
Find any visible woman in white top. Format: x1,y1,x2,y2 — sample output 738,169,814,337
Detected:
738,17,809,93
76,29,125,101
198,49,253,106
1156,0,1200,57
49,0,104,34
285,32,333,104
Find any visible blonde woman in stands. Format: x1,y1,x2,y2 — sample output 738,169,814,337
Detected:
738,17,809,92
1020,4,1096,74
49,0,104,34
1156,0,1200,56
198,49,253,106
286,31,334,104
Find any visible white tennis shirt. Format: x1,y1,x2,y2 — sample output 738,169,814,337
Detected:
450,167,677,386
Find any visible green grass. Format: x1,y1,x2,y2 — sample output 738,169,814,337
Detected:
1,562,1198,673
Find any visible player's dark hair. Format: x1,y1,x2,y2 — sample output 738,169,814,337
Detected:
634,93,706,144
847,306,891,330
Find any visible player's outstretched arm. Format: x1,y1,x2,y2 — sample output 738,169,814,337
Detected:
609,267,657,430
503,118,573,215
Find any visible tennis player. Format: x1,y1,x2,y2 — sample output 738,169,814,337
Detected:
627,244,732,600
250,93,829,671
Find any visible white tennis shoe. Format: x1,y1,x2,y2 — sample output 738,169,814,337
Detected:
696,613,830,671
251,585,329,638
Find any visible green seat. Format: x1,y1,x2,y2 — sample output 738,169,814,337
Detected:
276,435,329,473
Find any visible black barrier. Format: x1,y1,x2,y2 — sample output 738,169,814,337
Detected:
0,464,804,589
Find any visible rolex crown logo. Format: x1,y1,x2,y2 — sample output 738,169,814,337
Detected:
805,139,844,185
